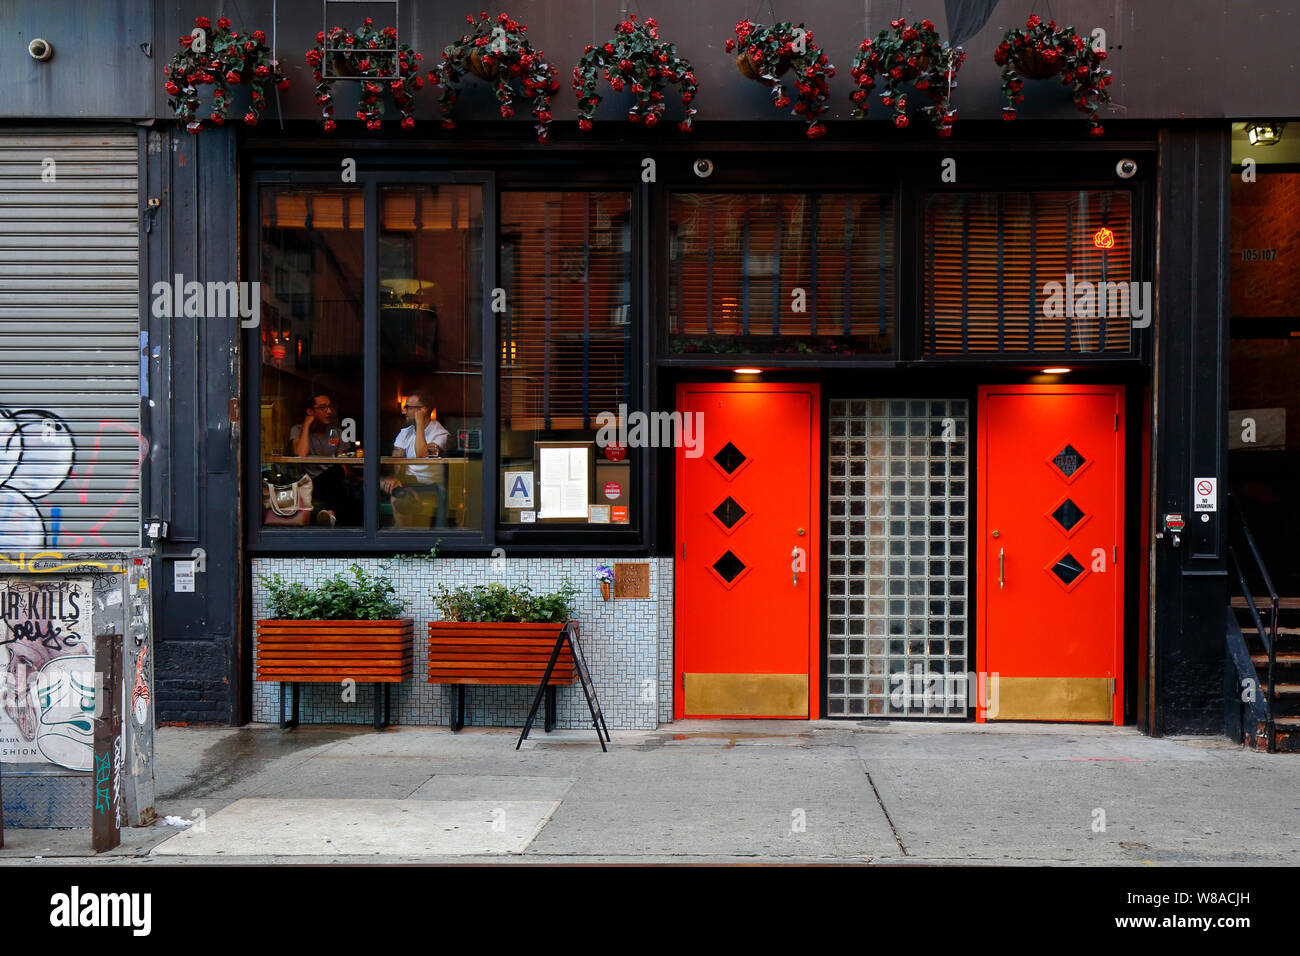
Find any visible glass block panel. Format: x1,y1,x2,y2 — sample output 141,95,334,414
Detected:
827,397,969,719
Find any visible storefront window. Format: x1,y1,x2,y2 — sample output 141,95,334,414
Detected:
922,190,1135,354
499,191,633,527
668,193,895,355
258,189,364,528
377,185,483,531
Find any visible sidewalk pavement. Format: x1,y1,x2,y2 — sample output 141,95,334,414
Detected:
2,720,1294,865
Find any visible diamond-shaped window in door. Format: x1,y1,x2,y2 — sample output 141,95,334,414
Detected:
1047,551,1088,591
712,441,749,477
1051,444,1086,478
711,496,750,533
1049,497,1087,534
710,550,750,589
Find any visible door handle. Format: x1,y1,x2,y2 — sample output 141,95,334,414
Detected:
791,546,800,586
999,547,1005,590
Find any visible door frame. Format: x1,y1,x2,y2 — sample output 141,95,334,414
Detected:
976,383,1126,724
673,381,821,719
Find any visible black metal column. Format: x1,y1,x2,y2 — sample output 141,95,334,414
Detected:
1150,125,1231,735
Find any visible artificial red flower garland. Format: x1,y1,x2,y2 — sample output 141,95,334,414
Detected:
849,18,965,135
573,14,698,132
306,18,424,132
431,12,559,143
994,14,1113,135
725,19,835,138
164,16,288,133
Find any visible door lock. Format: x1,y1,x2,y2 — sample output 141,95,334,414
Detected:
1163,513,1185,549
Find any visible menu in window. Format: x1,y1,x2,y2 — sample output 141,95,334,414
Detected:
538,445,590,519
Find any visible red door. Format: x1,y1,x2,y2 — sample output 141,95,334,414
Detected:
675,383,819,718
977,384,1124,723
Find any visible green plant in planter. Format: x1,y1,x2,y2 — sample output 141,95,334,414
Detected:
993,14,1112,135
306,18,425,132
573,14,698,131
431,12,559,143
724,18,835,138
434,581,578,623
849,18,966,135
164,16,289,133
260,564,406,620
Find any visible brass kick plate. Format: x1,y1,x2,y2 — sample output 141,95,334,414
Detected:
987,676,1114,721
685,673,808,717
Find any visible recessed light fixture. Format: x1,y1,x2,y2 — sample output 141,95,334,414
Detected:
734,367,762,374
1246,121,1284,147
1042,367,1071,374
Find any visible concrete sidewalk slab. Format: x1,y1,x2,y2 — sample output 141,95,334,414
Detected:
152,798,561,856
408,775,576,801
526,745,892,860
867,755,1300,864
8,722,1300,865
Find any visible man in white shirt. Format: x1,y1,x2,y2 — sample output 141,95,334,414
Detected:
383,389,451,526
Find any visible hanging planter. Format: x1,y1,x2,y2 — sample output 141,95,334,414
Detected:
573,14,698,132
164,16,288,133
306,18,424,132
849,18,965,136
725,19,835,138
994,14,1113,135
431,12,560,143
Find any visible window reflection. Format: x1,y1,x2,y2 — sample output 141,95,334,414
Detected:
259,188,364,527
499,191,634,527
378,185,483,530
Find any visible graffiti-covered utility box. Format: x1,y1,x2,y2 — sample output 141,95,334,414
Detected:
0,550,155,828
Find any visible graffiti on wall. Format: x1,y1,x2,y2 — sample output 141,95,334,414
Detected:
0,404,148,550
0,576,95,769
0,406,75,547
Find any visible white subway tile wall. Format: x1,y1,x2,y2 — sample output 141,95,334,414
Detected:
251,557,673,730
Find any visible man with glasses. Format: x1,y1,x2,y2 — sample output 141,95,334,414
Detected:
382,388,450,527
288,393,357,525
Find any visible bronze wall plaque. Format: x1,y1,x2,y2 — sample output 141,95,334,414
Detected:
613,562,650,599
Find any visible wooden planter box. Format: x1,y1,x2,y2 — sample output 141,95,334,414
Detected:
256,618,415,729
427,621,574,731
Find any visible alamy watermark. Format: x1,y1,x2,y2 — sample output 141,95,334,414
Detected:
150,275,260,327
1042,272,1151,329
595,403,703,458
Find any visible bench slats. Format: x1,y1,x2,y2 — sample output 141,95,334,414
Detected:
426,622,576,687
255,619,414,684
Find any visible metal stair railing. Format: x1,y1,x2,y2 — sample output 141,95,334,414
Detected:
1225,493,1278,750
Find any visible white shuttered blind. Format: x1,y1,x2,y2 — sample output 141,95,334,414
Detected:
0,130,142,549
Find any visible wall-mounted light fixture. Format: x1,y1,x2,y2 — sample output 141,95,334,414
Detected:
734,367,762,375
1042,367,1071,374
1246,122,1284,147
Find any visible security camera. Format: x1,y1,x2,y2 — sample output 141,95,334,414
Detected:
28,38,53,61
693,158,714,179
1115,158,1138,180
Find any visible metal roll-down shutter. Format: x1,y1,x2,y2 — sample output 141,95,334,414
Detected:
0,128,142,549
